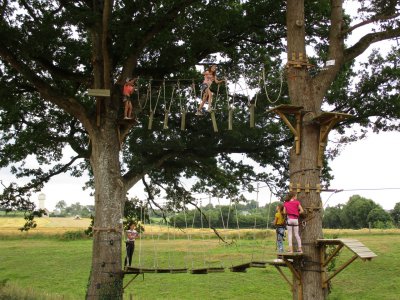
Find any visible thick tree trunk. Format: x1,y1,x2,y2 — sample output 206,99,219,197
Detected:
86,121,126,300
286,0,329,299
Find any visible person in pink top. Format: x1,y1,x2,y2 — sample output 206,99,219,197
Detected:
123,77,137,119
196,65,225,115
283,192,304,253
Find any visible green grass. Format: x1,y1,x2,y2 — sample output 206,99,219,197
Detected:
0,224,400,299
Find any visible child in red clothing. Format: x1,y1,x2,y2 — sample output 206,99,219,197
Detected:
283,192,304,253
123,77,137,119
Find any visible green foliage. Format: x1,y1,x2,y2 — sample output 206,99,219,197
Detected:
51,201,94,218
170,200,280,229
60,230,89,241
390,202,400,227
323,195,393,229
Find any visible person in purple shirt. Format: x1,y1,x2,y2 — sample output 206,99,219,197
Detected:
283,192,304,253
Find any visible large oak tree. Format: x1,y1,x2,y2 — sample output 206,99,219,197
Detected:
0,1,399,299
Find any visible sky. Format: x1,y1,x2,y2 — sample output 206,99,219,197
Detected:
3,1,400,212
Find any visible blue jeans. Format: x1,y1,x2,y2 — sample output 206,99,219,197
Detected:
276,227,285,253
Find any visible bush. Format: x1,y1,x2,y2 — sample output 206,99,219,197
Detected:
60,231,89,241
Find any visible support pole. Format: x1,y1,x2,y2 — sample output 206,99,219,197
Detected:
210,111,218,132
249,103,255,128
163,110,169,130
148,111,154,130
228,108,233,130
181,109,186,130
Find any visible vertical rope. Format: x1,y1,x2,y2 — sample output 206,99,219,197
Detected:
138,204,143,267
217,198,225,229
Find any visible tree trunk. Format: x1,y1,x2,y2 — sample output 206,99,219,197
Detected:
286,0,328,299
86,120,126,300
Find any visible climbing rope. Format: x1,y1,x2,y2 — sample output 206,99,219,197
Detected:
262,67,284,104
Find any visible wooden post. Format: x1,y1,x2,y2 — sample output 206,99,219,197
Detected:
249,103,255,128
210,111,218,132
88,89,111,127
163,110,169,130
228,108,233,130
181,109,186,130
148,111,154,130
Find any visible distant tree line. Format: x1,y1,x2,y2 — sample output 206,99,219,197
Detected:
51,200,94,218
323,195,399,229
165,195,400,230
168,200,281,229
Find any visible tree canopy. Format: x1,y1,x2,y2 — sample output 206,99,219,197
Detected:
0,1,398,216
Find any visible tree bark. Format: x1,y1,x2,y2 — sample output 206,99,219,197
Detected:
286,0,332,299
86,120,126,300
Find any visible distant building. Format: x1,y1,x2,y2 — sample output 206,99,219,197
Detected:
38,193,50,217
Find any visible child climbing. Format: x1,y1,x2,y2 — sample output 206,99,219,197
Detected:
123,77,137,119
283,192,304,253
124,222,139,267
273,204,286,253
196,65,225,115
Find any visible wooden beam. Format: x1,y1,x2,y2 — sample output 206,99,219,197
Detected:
267,105,304,155
323,244,344,267
313,112,352,167
324,255,358,284
88,89,111,97
274,265,293,289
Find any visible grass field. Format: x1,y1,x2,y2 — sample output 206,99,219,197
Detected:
1,217,400,299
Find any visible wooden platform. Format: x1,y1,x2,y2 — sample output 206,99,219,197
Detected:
190,267,225,274
250,261,268,268
266,104,303,114
124,266,188,274
317,238,377,260
229,262,251,272
311,112,352,125
317,238,377,288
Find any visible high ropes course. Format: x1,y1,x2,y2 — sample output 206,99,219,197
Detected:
122,198,377,298
116,67,285,132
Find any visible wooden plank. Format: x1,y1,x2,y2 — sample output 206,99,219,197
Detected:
251,261,267,268
207,267,225,273
267,259,286,267
266,104,303,114
318,238,377,259
312,112,352,124
190,268,208,274
279,252,304,258
230,262,251,272
88,89,110,97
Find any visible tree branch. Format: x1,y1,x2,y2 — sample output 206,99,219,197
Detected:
122,151,177,191
0,45,94,134
122,0,200,79
342,12,400,36
344,27,400,63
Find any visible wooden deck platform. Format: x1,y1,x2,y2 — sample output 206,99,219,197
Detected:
317,238,377,260
317,238,377,288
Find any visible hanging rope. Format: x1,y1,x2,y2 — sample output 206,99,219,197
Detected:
163,83,176,129
148,83,163,130
138,204,144,267
262,67,284,104
141,80,152,111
